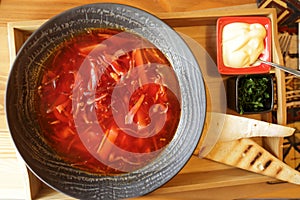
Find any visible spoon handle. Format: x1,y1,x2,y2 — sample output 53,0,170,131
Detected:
259,59,300,77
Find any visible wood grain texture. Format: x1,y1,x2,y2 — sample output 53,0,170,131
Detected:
1,0,299,199
32,157,274,200
0,0,255,23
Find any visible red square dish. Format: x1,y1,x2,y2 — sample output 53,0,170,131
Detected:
217,16,272,75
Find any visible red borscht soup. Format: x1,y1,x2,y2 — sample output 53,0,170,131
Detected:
36,28,181,175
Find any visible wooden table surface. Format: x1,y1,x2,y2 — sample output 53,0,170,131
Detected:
1,0,300,199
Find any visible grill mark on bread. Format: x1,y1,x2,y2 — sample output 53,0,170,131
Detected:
233,144,254,166
276,167,283,175
243,144,253,154
229,139,243,165
250,152,262,166
264,159,272,170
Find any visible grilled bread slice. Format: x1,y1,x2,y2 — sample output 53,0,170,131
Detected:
205,138,300,185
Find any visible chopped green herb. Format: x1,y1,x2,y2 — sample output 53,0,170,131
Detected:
238,75,272,114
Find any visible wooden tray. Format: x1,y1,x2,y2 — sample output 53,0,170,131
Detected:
7,8,286,199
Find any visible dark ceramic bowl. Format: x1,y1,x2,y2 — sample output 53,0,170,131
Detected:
5,3,206,199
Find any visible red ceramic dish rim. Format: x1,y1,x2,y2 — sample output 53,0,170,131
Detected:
217,16,272,75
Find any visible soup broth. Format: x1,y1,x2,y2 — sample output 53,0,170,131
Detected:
36,28,181,175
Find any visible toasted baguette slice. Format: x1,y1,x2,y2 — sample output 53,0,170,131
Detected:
210,112,295,141
205,138,300,185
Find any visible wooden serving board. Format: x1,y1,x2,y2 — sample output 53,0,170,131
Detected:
7,8,286,199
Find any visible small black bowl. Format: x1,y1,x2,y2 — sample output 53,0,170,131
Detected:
226,74,274,114
5,3,206,199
